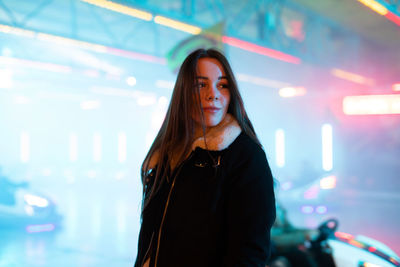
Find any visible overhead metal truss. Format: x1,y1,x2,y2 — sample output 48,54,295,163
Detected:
0,0,397,75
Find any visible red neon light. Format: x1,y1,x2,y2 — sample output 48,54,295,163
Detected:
385,11,400,26
368,246,377,252
222,36,301,64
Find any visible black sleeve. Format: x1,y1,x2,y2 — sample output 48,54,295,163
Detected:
223,147,276,267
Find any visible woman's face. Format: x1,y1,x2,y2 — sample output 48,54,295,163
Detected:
194,57,231,129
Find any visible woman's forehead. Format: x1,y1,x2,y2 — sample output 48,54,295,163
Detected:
196,57,226,77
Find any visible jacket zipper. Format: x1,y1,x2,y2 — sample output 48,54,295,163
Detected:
154,152,194,267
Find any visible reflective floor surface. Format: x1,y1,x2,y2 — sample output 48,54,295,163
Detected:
0,178,399,267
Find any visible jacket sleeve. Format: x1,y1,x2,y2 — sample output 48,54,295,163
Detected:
223,147,276,267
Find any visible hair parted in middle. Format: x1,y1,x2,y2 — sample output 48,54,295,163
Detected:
140,48,261,211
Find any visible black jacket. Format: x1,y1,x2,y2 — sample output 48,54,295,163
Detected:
135,131,276,267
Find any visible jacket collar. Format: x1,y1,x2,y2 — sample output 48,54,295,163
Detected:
191,113,242,151
148,114,241,170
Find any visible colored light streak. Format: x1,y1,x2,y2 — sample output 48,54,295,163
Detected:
154,16,201,34
222,36,301,64
20,132,30,163
343,94,400,115
80,0,152,21
118,132,127,163
392,83,400,91
335,231,354,240
279,86,306,97
357,0,388,15
275,129,285,167
0,24,165,64
93,133,102,162
357,0,400,27
331,68,374,85
360,262,383,267
69,133,78,162
349,239,365,248
320,175,337,189
26,224,55,233
385,11,400,26
369,247,377,252
322,124,333,171
24,194,49,208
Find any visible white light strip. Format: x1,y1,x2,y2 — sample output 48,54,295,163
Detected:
322,124,333,171
118,132,127,163
275,129,285,168
93,133,102,162
80,0,153,21
69,133,78,162
20,132,30,163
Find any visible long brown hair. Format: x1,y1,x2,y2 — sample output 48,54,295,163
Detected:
141,48,260,211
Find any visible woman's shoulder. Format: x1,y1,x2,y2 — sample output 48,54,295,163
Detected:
227,131,265,156
223,131,268,172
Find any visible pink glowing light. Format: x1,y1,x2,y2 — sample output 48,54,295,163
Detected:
222,36,301,64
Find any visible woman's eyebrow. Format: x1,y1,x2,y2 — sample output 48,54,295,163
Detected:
195,76,228,80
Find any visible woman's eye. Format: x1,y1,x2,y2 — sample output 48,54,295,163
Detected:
197,82,207,88
218,83,229,89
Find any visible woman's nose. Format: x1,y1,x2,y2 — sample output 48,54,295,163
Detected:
206,84,219,100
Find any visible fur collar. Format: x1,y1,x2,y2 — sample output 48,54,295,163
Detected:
148,114,241,169
191,113,242,151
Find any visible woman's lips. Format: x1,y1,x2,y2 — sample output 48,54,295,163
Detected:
203,107,221,113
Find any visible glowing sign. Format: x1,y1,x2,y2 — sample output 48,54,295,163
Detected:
279,86,306,97
343,94,400,115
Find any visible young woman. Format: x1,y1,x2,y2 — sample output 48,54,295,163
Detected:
134,49,276,267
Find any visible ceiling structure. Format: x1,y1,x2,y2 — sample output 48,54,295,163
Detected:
0,0,399,90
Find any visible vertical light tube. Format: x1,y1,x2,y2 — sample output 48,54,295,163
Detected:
20,132,30,163
69,133,78,162
275,129,285,167
322,124,333,171
118,132,127,163
93,133,101,162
